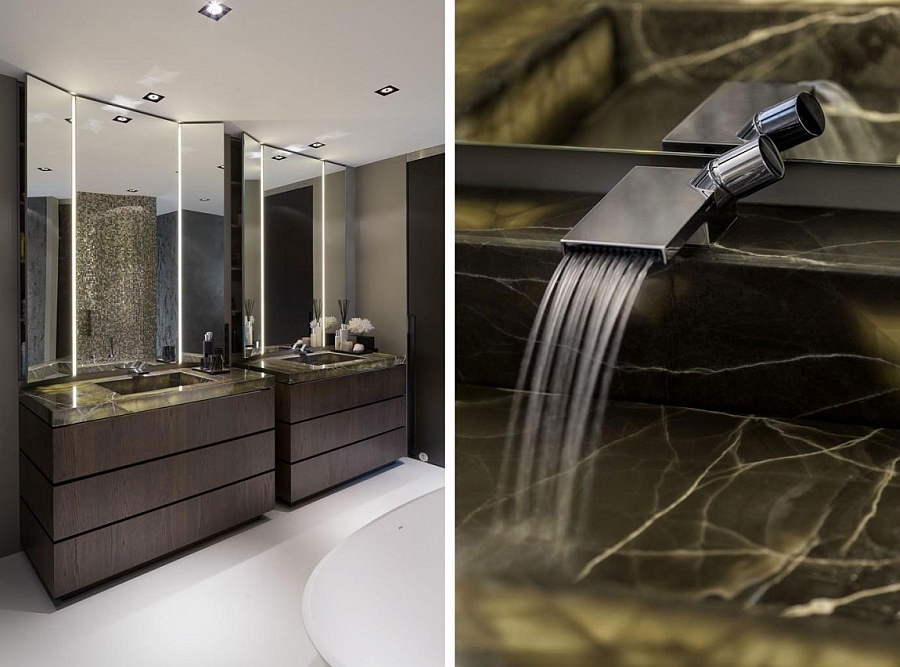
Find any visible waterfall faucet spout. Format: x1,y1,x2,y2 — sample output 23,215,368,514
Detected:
561,136,783,264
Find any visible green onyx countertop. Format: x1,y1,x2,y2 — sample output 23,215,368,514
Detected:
234,348,405,384
457,385,900,666
20,368,274,427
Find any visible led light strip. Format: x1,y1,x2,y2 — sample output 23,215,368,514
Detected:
70,94,78,375
177,124,183,364
259,146,265,351
321,161,326,336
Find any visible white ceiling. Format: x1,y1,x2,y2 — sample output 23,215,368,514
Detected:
0,0,444,167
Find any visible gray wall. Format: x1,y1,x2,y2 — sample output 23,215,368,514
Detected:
356,156,408,356
0,75,20,557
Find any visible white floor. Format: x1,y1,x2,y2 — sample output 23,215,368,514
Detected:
0,458,445,667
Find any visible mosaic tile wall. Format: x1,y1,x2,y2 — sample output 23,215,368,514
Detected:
76,192,158,364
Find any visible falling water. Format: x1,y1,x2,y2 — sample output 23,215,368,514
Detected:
494,248,655,552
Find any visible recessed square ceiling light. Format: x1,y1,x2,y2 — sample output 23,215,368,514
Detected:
143,92,165,103
272,155,287,161
199,2,231,20
200,198,211,202
375,85,399,96
127,189,139,193
309,142,325,149
37,167,53,172
113,115,132,124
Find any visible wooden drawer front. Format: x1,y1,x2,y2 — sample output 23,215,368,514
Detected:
20,389,274,483
21,473,275,598
276,397,406,463
275,365,406,423
276,427,406,503
21,431,274,541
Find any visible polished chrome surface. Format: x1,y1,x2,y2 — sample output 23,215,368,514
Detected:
97,371,213,396
561,166,735,264
124,360,150,376
562,140,784,264
661,81,810,154
690,136,785,207
737,91,826,151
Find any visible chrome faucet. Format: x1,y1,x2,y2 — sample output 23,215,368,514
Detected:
561,93,825,264
292,341,312,354
125,361,150,376
107,336,115,362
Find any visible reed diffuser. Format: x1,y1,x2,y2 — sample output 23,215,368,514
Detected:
311,299,323,347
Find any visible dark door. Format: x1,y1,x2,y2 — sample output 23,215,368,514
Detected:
407,153,445,467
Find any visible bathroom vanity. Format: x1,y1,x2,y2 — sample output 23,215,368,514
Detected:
237,351,407,504
18,368,275,598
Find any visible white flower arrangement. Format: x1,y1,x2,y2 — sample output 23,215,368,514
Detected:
309,316,338,331
348,317,374,335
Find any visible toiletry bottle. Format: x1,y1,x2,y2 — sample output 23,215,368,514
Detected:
203,332,214,370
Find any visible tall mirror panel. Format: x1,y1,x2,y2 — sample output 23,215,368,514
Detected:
262,146,321,347
180,123,225,358
74,97,178,372
241,134,262,353
25,76,73,382
322,161,349,336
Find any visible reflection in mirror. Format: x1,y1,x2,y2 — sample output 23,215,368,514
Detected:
455,2,900,165
262,146,321,347
180,124,225,359
25,76,73,382
323,161,349,340
242,134,262,353
75,97,178,373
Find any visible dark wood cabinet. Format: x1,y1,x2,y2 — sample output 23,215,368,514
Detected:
274,365,407,504
19,389,276,598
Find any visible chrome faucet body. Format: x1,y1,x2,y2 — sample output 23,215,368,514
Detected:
125,361,150,376
561,136,784,265
562,92,826,264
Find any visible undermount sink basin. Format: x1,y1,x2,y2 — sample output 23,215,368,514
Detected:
97,372,213,396
284,352,363,366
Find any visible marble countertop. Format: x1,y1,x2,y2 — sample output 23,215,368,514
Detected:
20,368,274,427
457,385,900,664
234,349,405,385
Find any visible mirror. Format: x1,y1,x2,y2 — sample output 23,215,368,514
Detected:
74,97,178,373
180,124,225,359
322,161,349,334
25,76,73,382
241,134,262,352
455,2,900,166
262,146,321,347
23,77,228,382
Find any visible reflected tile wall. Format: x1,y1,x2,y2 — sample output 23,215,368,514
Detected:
25,198,48,366
76,192,157,364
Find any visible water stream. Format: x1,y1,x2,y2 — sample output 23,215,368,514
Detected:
495,248,655,554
